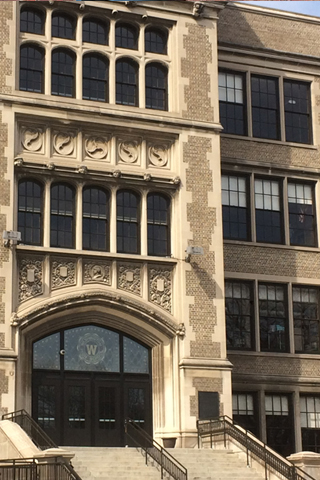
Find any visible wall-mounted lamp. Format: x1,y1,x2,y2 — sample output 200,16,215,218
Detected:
3,230,21,248
185,246,204,263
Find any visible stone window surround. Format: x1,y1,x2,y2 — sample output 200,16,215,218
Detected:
18,3,172,110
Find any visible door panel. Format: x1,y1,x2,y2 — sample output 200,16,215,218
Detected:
63,378,91,446
124,380,152,447
32,373,61,446
94,381,121,446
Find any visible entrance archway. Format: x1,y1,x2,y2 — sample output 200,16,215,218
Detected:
32,325,152,446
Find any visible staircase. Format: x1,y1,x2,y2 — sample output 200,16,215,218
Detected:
70,447,266,480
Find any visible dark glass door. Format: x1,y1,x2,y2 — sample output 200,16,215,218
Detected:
64,377,91,446
124,380,152,447
94,380,121,446
32,373,61,446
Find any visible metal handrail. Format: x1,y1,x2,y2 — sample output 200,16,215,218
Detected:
197,416,317,480
0,456,82,480
125,418,187,480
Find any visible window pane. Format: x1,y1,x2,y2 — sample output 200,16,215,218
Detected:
83,54,109,102
83,187,109,251
293,286,319,353
20,45,44,93
288,183,316,247
52,49,75,97
117,190,139,254
115,23,138,49
52,13,75,39
146,63,168,111
222,175,249,241
147,193,170,256
255,179,283,244
50,183,75,248
20,8,44,34
284,80,311,144
259,284,288,352
116,60,138,106
265,394,293,457
219,71,246,136
226,280,253,350
232,393,258,436
83,18,108,45
18,180,43,245
145,28,167,54
251,75,280,140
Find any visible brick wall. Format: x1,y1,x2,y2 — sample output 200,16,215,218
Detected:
190,377,223,416
0,2,13,95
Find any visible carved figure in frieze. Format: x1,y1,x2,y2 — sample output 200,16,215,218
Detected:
85,136,109,160
118,264,141,296
21,127,43,152
148,144,169,168
149,267,172,313
53,132,75,156
118,139,140,164
19,257,43,303
84,262,111,285
51,259,76,290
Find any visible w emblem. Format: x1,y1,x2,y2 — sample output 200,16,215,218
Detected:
77,333,106,365
86,344,98,355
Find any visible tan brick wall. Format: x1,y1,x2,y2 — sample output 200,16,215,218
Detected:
218,6,320,57
0,2,13,95
190,377,223,417
181,23,214,123
0,369,8,417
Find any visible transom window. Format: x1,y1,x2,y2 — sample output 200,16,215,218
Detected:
225,281,253,350
52,12,75,40
83,18,108,45
115,23,138,50
20,8,44,34
145,27,167,54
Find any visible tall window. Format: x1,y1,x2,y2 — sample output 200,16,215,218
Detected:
20,45,44,93
301,396,320,453
117,190,139,254
293,286,319,353
225,281,253,350
259,284,288,352
222,175,249,240
232,393,258,436
115,23,138,49
52,49,75,97
251,75,280,140
265,394,294,457
288,183,315,247
52,13,75,40
255,179,283,244
83,54,109,102
145,63,168,111
83,187,109,251
50,183,75,248
219,72,246,136
284,80,311,144
83,18,108,45
18,180,43,246
20,8,44,35
145,27,167,54
116,59,138,106
147,193,170,257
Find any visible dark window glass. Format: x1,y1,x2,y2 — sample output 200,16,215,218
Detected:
83,54,109,102
293,286,319,353
288,183,316,247
52,13,75,40
232,393,258,436
219,71,246,136
50,183,75,248
117,190,139,254
83,187,109,251
83,18,108,45
147,193,170,257
20,8,44,34
52,49,75,97
285,80,311,144
115,23,138,49
37,385,56,430
20,45,44,93
116,59,138,106
259,284,288,352
301,396,320,453
225,281,253,350
18,179,43,246
145,28,167,54
265,394,294,457
251,76,280,140
222,175,249,240
145,63,168,111
255,179,283,244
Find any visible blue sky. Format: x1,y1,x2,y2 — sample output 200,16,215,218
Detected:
241,1,320,17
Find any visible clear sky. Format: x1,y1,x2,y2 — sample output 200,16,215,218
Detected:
241,1,320,17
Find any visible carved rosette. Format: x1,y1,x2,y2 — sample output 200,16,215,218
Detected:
85,136,109,160
21,127,44,153
53,132,75,156
148,143,169,168
18,257,43,304
149,267,172,313
51,259,76,290
118,264,141,296
83,262,111,285
118,139,140,165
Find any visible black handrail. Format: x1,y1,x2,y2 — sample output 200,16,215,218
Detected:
0,457,82,480
197,416,316,480
125,418,187,480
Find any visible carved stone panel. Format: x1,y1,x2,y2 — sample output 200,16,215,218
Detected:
19,257,43,303
147,143,170,168
149,266,172,313
83,261,112,285
53,132,75,157
51,259,76,290
117,138,141,165
118,263,141,296
84,136,109,161
21,127,44,154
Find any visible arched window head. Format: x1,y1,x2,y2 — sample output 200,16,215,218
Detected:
145,63,168,111
116,59,138,106
83,54,109,102
83,18,108,45
20,8,45,35
20,44,44,93
50,183,75,248
115,23,138,50
83,187,109,251
52,48,75,97
117,190,140,254
52,12,75,40
147,193,170,256
18,179,43,246
145,27,167,54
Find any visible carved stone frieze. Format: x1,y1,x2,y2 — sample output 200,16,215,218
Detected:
53,132,75,156
118,264,141,296
149,266,172,313
18,257,43,303
21,127,44,153
83,261,112,285
118,139,140,164
148,143,169,168
85,136,109,160
51,259,76,290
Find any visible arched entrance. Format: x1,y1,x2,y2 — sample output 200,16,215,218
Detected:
32,325,152,446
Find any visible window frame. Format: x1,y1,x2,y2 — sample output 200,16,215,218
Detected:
288,181,316,247
51,48,76,98
145,62,168,111
115,22,139,50
82,186,110,252
18,178,43,246
116,189,140,255
147,192,171,257
221,173,250,241
50,182,75,249
284,79,312,145
19,43,44,93
254,177,284,245
20,7,45,35
145,26,168,55
116,58,139,107
82,17,109,46
225,280,254,351
82,53,109,102
52,11,76,40
219,70,247,136
293,285,320,354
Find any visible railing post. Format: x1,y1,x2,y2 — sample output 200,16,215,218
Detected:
210,420,213,449
264,443,267,480
161,448,163,479
13,459,16,480
246,429,249,467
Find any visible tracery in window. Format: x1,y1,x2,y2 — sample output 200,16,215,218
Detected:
20,8,45,35
20,44,44,93
145,63,168,111
83,54,109,102
52,48,75,97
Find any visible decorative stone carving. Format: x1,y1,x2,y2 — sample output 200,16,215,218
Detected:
85,136,109,160
83,262,111,285
21,127,43,153
78,165,88,174
51,259,76,290
118,139,140,164
176,323,186,337
148,144,169,168
53,132,75,156
19,257,43,303
113,169,121,178
118,264,141,296
149,267,172,313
